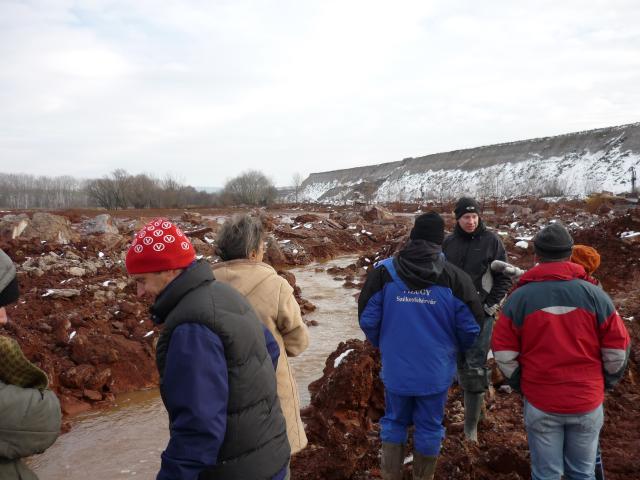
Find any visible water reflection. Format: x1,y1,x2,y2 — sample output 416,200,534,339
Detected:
289,255,364,405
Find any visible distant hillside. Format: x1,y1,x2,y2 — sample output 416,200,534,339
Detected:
300,122,640,203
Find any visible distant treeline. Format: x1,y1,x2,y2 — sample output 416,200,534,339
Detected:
0,169,281,209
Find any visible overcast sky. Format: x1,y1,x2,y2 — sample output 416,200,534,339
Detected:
1,1,639,188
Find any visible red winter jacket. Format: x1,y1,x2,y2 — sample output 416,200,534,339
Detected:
492,261,630,414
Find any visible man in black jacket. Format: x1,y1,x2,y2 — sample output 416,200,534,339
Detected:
442,197,512,442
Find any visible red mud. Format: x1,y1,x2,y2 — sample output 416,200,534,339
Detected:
293,204,640,480
1,202,639,479
0,206,409,417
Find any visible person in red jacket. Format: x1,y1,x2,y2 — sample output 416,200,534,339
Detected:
492,223,630,480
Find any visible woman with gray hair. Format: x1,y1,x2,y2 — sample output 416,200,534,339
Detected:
212,214,310,457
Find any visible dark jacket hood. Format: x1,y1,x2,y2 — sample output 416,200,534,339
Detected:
394,239,445,290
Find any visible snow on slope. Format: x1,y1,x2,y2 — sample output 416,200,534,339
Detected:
299,123,640,203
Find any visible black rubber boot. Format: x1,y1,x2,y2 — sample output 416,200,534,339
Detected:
413,452,438,480
381,442,405,480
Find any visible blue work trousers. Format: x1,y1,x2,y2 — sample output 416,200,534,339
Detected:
380,390,449,456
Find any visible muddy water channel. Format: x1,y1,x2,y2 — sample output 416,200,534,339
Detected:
30,256,363,480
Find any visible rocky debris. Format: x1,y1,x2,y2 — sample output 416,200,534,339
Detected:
292,339,384,479
273,211,409,266
190,237,216,257
93,232,127,251
361,205,394,222
0,213,30,240
184,225,213,239
181,211,203,225
84,214,120,235
22,212,80,244
278,270,316,316
42,288,81,299
264,238,287,267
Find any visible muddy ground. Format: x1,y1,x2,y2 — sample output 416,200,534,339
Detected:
0,204,409,417
1,198,639,478
291,200,640,480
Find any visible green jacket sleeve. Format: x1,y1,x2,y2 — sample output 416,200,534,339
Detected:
0,381,61,460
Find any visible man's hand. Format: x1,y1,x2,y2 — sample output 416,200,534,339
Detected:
483,303,499,317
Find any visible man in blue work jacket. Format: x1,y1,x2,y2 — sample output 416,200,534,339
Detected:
358,212,482,480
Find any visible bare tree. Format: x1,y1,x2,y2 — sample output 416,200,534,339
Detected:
292,172,304,204
86,177,119,209
1,170,217,209
127,173,161,208
223,170,277,206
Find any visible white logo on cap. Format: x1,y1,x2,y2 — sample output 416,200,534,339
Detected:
181,242,190,250
143,237,154,245
176,229,184,237
164,235,175,243
153,229,164,237
134,245,144,253
138,231,146,238
466,206,475,211
154,221,161,227
162,221,172,229
146,225,155,231
153,243,165,252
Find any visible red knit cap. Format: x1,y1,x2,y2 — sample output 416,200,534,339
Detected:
125,218,195,274
570,244,601,275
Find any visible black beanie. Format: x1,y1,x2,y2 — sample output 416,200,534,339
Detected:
410,212,445,245
0,276,19,307
454,197,481,220
534,223,574,260
0,249,19,307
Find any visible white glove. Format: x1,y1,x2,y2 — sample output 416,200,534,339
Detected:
484,303,499,316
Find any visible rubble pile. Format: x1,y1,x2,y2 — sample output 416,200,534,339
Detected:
0,206,408,415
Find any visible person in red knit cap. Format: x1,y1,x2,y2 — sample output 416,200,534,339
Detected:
126,218,291,480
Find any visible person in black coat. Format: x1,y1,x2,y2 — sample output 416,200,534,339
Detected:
442,197,512,442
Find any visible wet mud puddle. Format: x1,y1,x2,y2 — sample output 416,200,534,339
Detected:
29,256,363,479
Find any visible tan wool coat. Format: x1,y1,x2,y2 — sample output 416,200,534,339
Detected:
211,260,310,454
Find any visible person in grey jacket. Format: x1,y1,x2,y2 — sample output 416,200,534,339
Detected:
0,248,62,480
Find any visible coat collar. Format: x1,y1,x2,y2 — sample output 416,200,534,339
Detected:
515,261,590,288
150,260,213,324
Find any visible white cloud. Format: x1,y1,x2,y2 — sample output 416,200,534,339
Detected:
0,0,639,187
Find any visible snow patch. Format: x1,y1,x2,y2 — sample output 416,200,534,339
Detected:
334,349,354,368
